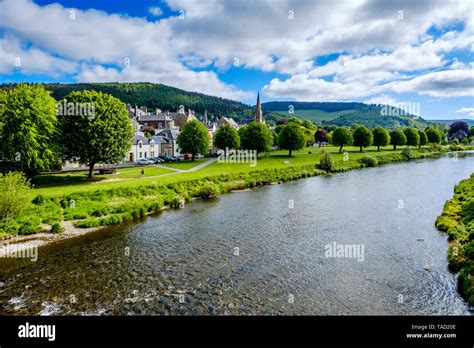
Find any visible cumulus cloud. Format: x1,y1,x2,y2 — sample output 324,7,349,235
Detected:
148,6,163,17
456,107,474,117
0,0,472,103
385,69,474,97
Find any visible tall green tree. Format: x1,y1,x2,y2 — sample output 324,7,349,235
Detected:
278,122,306,156
0,84,59,177
425,128,443,144
314,129,329,147
372,127,390,151
213,124,240,157
403,128,420,147
60,90,134,178
390,129,407,150
418,129,428,149
177,120,210,161
352,125,373,152
239,122,273,155
331,127,354,153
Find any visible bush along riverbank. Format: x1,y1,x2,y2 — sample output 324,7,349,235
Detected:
436,173,474,306
0,148,446,239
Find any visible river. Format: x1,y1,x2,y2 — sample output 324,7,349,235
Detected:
0,153,473,315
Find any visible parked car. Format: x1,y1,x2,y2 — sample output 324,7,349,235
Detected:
158,156,171,162
165,156,178,162
169,156,181,161
196,154,205,159
137,158,152,165
183,154,192,160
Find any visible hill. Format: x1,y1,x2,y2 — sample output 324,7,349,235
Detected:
1,82,254,122
427,119,474,127
262,101,430,129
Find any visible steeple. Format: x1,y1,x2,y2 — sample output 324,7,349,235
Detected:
204,109,208,124
255,92,264,123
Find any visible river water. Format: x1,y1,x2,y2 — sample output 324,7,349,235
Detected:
1,153,473,315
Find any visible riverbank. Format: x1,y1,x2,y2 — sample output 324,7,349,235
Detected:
0,147,449,249
2,152,472,316
435,173,474,306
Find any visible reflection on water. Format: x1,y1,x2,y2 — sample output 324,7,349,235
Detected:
0,154,473,315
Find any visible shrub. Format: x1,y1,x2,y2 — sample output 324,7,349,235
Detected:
447,243,466,272
458,261,474,305
401,148,416,159
32,195,46,206
198,182,220,198
0,172,31,219
449,143,464,151
319,151,335,171
18,222,42,235
360,155,378,167
51,222,64,234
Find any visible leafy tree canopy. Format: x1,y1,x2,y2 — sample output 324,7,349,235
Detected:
239,122,273,154
0,84,59,177
177,120,210,161
60,90,134,177
278,122,306,156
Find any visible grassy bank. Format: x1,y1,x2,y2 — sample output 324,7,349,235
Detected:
0,146,447,240
435,173,474,306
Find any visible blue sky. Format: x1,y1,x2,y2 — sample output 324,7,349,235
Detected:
0,0,473,120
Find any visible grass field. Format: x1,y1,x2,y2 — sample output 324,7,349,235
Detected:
279,109,355,122
31,146,411,196
159,158,207,170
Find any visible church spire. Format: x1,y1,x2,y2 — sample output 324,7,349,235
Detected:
255,92,264,123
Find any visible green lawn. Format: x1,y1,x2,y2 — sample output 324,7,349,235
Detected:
32,166,173,190
31,146,408,197
159,158,206,170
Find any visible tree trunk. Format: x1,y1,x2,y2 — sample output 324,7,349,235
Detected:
393,145,396,150
339,145,343,153
289,149,292,157
191,153,195,162
360,146,363,152
88,163,95,178
377,145,380,151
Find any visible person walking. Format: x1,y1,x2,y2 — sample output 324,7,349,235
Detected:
141,167,144,177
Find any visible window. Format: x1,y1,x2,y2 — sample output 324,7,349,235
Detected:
138,141,142,148
139,152,142,158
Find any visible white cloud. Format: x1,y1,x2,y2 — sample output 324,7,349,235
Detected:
386,69,474,97
364,95,400,106
148,6,163,17
456,107,474,117
0,36,77,76
0,0,472,103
